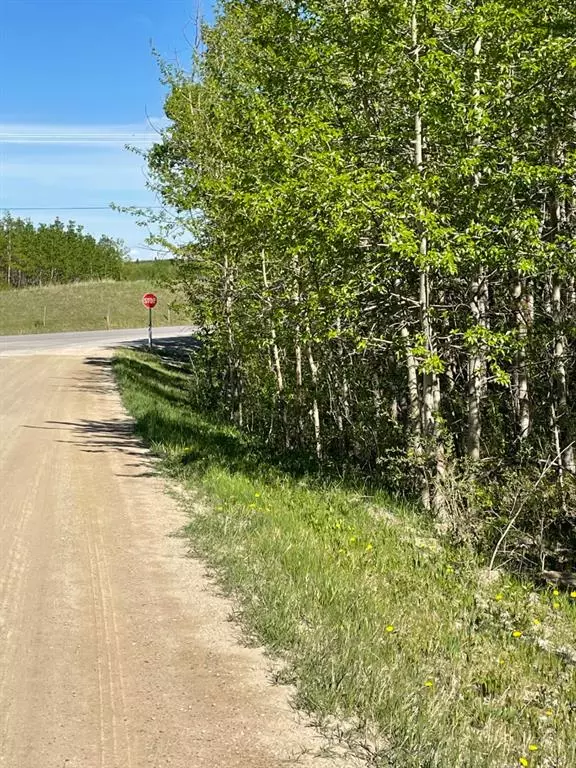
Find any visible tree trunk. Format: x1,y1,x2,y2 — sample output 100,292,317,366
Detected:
223,252,242,426
552,276,575,473
261,252,289,447
467,35,487,463
401,325,421,438
306,337,323,460
512,275,531,442
293,257,305,442
335,316,351,443
467,269,487,461
411,1,443,513
546,137,575,474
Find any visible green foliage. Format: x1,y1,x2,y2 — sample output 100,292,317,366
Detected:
121,258,176,282
0,214,126,287
142,0,576,568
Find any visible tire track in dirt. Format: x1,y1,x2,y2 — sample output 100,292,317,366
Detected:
0,351,355,768
85,499,133,768
0,358,63,739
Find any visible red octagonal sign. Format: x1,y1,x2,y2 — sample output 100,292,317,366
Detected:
142,292,158,309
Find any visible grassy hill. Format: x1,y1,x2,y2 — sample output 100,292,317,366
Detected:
0,280,188,335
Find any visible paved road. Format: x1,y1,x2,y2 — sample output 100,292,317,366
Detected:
0,346,345,767
0,326,196,356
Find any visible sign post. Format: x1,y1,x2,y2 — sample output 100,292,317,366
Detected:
142,293,158,349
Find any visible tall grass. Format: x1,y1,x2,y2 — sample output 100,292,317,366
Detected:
114,347,576,768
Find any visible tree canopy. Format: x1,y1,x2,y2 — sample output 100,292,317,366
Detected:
0,214,126,287
146,0,576,569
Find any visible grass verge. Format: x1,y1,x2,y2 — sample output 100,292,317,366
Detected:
0,280,187,335
114,347,576,768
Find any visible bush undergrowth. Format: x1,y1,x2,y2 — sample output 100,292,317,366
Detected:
114,347,576,768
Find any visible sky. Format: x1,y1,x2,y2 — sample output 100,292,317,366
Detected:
0,0,215,258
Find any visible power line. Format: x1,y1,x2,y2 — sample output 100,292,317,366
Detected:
1,206,163,211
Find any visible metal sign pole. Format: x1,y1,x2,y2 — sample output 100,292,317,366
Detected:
142,293,157,349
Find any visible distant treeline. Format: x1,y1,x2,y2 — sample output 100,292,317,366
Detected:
0,214,126,287
122,257,176,282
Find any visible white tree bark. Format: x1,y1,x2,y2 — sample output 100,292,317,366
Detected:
513,275,531,442
261,252,289,447
467,36,487,462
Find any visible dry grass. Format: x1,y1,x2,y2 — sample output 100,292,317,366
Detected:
0,280,188,335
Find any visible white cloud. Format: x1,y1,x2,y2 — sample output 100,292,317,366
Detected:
0,119,170,146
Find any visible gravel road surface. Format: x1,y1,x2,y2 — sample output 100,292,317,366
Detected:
0,338,346,767
0,326,195,357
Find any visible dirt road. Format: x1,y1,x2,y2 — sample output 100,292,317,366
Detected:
0,326,194,357
0,352,342,768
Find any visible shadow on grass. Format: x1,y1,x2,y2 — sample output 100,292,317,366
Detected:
124,335,201,365
112,351,574,575
112,349,324,485
111,355,191,408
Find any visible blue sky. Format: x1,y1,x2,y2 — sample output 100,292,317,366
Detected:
0,0,215,257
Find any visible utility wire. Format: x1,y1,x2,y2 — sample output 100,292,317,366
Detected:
1,206,163,211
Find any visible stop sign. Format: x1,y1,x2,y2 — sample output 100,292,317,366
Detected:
142,293,158,309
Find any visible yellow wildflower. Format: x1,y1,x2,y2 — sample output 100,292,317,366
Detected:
424,680,434,687
528,745,538,752
495,593,504,601
365,543,374,553
570,591,576,599
552,589,559,596
553,602,560,609
519,758,529,767
512,631,523,638
385,625,395,633
533,618,541,626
